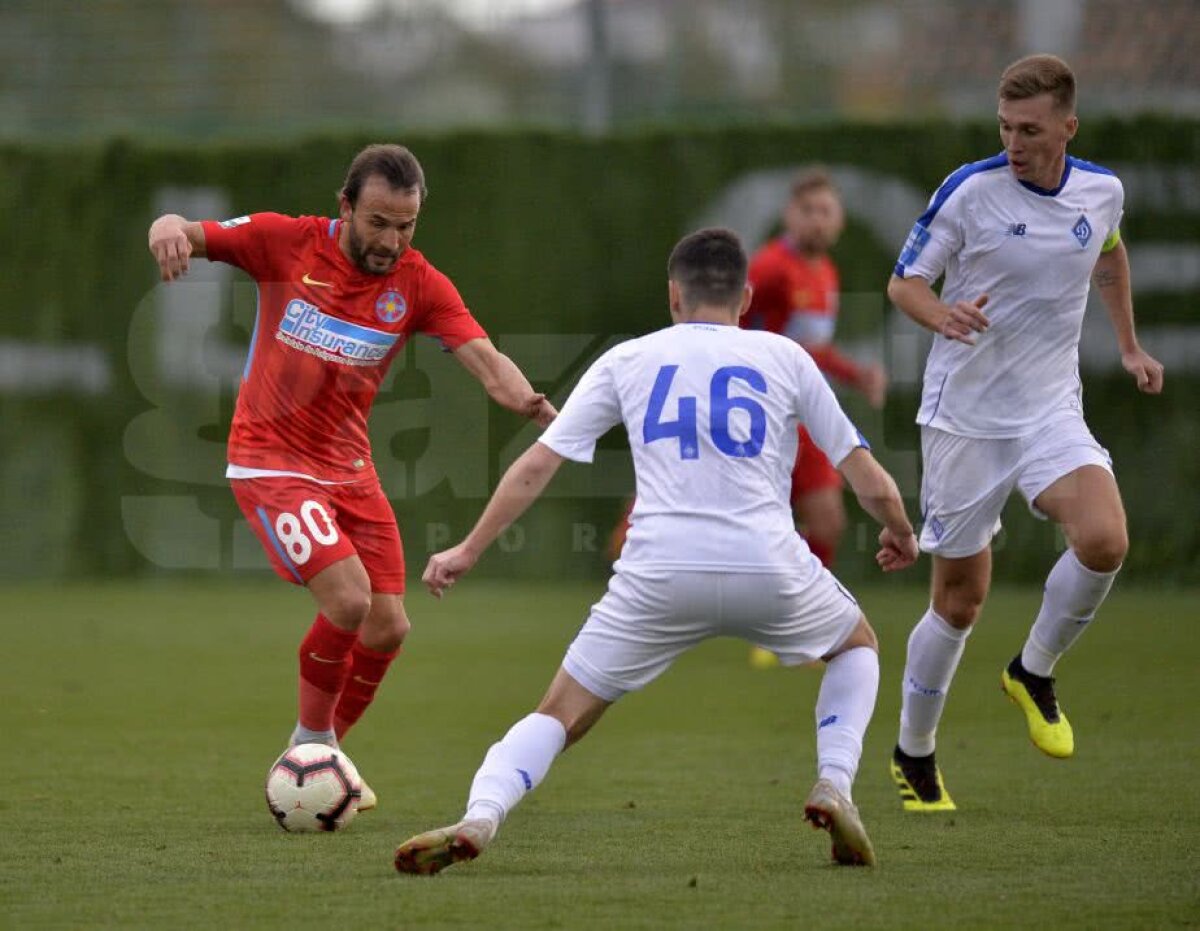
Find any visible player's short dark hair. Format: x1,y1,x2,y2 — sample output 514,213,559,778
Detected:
667,228,748,310
340,144,428,207
789,166,837,201
999,54,1076,113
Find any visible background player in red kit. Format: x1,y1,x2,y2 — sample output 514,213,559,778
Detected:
740,169,885,668
743,167,886,569
148,144,556,807
607,170,886,577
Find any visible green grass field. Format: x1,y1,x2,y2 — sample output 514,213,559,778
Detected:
3,580,1198,929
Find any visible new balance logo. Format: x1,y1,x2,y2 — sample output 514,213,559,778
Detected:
1006,222,1027,237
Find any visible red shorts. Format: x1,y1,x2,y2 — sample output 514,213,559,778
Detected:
231,476,405,593
790,427,843,504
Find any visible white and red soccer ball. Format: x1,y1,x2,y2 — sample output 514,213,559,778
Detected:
265,743,362,832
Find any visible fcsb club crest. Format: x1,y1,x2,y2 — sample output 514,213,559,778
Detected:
376,291,406,323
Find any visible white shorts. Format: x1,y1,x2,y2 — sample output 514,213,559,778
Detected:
918,411,1113,558
562,565,862,702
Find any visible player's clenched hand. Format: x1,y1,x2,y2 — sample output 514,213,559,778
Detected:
939,293,989,345
422,544,479,598
1121,347,1164,395
876,528,918,572
525,394,558,428
149,219,193,282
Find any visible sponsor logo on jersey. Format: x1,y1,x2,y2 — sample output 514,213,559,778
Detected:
898,222,931,266
375,290,407,323
218,215,251,228
277,299,399,366
1072,214,1092,248
1006,222,1027,237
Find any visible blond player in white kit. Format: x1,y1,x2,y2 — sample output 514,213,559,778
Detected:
393,228,918,874
886,54,1164,812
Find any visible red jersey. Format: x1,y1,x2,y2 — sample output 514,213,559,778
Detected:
742,237,860,384
202,213,487,482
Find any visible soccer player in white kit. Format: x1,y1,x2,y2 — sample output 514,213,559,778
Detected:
393,228,919,873
886,55,1164,811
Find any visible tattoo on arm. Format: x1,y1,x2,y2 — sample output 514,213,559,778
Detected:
1094,269,1119,288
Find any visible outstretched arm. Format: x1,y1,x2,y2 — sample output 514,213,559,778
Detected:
1092,240,1163,394
422,442,564,597
837,447,918,572
148,214,207,281
806,344,887,409
454,337,557,426
886,274,989,346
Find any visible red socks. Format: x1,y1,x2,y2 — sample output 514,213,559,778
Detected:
334,641,401,741
297,614,358,732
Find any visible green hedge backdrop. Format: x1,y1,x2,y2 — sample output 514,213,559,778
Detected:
2,118,1197,584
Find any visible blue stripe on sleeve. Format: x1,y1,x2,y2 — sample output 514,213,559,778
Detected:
915,153,1009,227
242,287,261,380
1068,155,1116,177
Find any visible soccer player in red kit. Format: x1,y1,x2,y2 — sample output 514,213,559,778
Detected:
742,168,886,570
148,144,556,808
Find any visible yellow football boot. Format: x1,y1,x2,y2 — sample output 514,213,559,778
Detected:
890,746,956,812
1001,656,1074,758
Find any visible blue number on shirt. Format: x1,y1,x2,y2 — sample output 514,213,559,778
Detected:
643,365,699,459
710,366,767,457
643,364,766,460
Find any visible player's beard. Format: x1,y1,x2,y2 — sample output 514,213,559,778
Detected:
347,225,400,275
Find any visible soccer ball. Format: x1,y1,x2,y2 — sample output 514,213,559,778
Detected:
265,743,363,832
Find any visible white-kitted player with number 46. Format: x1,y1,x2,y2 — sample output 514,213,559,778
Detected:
394,227,919,875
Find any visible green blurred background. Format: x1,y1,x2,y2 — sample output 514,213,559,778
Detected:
2,1,1198,586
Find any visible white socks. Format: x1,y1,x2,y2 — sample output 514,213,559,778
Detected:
898,608,971,758
1021,549,1118,677
464,712,567,825
815,647,879,801
291,724,337,747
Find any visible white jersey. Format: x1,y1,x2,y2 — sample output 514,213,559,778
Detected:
538,322,866,574
895,152,1123,438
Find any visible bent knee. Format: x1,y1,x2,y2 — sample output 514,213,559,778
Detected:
934,589,985,629
1074,528,1128,573
323,589,373,629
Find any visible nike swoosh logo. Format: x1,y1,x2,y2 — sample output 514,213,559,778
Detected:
353,675,381,686
308,652,342,664
302,273,334,288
